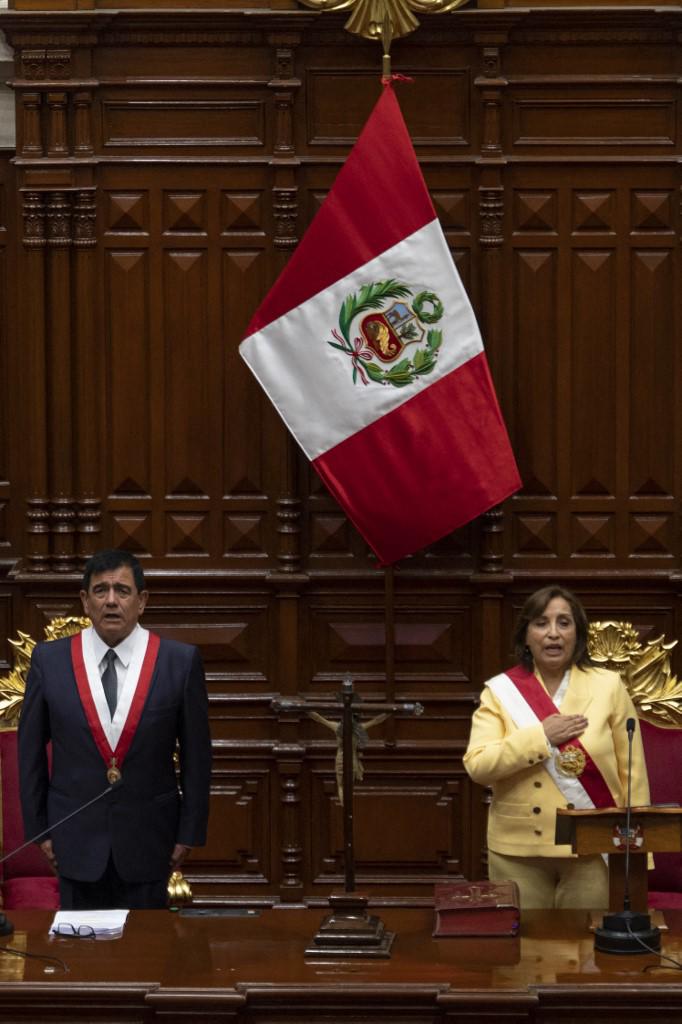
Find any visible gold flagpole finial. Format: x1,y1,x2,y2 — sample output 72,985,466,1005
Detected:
381,9,393,78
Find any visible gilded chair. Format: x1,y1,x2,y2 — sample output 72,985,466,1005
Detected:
0,617,191,910
588,620,682,909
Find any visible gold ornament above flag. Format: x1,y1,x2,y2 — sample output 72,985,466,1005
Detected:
296,0,469,42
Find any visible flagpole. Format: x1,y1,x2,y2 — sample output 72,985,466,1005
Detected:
384,564,396,748
381,13,396,743
380,11,393,80
384,564,395,704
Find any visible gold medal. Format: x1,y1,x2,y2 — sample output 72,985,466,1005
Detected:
555,745,586,778
107,759,122,784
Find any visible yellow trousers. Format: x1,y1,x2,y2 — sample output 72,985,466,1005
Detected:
488,849,609,910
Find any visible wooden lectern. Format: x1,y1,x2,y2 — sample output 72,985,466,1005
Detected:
556,806,682,912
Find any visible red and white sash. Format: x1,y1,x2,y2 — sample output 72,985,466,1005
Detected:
71,630,160,782
487,664,614,809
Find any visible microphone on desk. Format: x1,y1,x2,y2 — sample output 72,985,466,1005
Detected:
594,717,661,955
0,780,121,938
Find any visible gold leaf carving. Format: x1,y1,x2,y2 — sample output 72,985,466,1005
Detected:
0,617,91,731
43,616,91,642
296,0,469,42
588,620,642,665
588,620,682,728
0,670,28,731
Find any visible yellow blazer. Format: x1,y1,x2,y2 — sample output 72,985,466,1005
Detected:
463,665,650,858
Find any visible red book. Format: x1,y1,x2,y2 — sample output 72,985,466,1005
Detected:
433,880,520,937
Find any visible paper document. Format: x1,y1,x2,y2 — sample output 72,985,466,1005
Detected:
50,909,129,939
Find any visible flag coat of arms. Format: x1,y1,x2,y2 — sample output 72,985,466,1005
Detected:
240,82,521,565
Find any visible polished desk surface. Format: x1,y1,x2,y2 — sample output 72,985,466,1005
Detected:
1,906,682,984
1,907,682,1021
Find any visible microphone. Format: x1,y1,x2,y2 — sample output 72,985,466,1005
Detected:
594,717,661,955
0,780,121,938
623,719,636,911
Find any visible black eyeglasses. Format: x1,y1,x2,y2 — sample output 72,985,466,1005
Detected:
52,923,96,939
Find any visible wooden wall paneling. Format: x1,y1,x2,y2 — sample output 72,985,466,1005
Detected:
305,584,474,693
271,710,306,902
140,585,277,901
72,189,101,562
222,248,276,568
501,14,681,576
99,157,270,568
191,761,274,902
299,581,482,897
19,189,49,574
104,235,153,555
0,156,12,569
267,29,306,578
45,189,76,572
91,18,281,568
468,31,514,716
6,22,104,575
266,38,310,887
569,227,619,553
162,242,213,549
475,32,508,387
0,589,12,675
309,756,470,899
220,163,274,571
627,180,677,565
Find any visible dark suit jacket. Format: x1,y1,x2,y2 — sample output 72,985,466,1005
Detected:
18,633,212,883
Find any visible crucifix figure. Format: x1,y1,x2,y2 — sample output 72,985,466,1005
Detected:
272,675,422,957
306,708,389,805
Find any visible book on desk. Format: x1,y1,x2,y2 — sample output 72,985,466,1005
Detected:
433,880,520,937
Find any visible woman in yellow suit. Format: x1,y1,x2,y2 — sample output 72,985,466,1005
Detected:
464,585,650,910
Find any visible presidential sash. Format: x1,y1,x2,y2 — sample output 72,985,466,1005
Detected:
487,664,614,809
71,631,160,784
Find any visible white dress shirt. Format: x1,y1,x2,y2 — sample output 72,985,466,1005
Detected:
81,624,150,747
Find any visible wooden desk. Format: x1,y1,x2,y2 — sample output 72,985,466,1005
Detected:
1,908,682,1023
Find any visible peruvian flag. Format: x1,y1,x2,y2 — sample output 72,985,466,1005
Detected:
240,82,521,565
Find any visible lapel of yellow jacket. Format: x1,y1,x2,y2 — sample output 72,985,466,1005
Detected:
558,664,595,716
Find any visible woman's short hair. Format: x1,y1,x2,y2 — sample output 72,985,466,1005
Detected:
513,585,593,671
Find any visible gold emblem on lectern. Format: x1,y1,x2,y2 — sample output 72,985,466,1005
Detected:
555,745,586,778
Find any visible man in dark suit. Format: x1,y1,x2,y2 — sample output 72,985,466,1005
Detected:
18,550,212,910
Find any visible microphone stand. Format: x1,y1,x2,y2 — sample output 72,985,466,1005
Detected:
0,781,119,938
594,719,661,955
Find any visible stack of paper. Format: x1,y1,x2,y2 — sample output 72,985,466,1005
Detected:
49,909,129,940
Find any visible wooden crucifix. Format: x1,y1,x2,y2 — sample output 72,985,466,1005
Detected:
272,676,423,958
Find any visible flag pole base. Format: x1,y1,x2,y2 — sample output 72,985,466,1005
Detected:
305,892,394,959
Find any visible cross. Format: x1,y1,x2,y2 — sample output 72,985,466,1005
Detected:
272,676,423,894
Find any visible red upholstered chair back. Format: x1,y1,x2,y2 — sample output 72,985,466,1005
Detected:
639,720,682,908
0,730,59,909
0,615,89,911
588,620,682,909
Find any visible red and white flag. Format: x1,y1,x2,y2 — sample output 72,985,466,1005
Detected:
240,82,521,565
